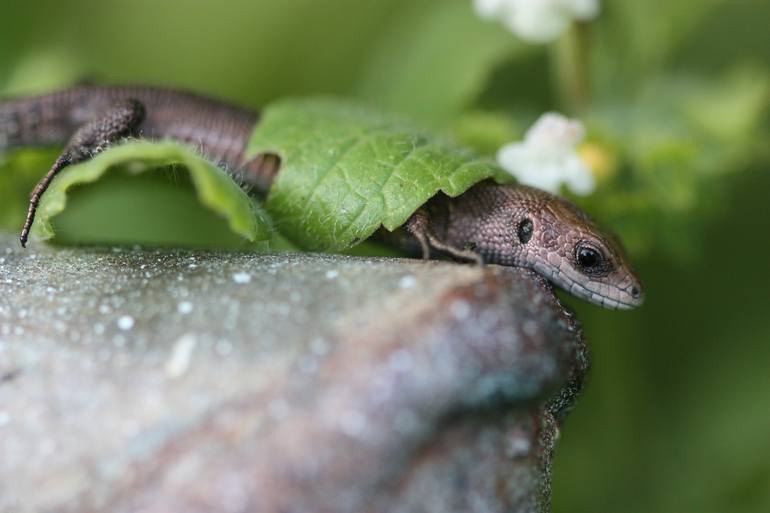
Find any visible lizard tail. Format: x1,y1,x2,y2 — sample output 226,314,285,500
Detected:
0,88,86,152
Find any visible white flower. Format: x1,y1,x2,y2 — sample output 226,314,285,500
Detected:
497,112,595,195
473,0,600,43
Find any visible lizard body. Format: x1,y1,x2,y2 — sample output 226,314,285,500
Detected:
0,85,643,309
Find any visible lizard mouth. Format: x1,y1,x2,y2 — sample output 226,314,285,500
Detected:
532,262,644,310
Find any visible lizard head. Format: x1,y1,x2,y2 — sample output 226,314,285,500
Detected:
493,184,644,310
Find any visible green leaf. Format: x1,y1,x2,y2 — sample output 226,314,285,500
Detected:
246,98,505,251
29,140,272,245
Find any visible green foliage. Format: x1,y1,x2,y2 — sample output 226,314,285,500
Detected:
355,1,525,124
2,99,507,252
577,67,770,259
247,98,504,251
24,141,272,246
592,0,724,89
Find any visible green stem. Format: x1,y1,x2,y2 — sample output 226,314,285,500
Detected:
551,21,592,114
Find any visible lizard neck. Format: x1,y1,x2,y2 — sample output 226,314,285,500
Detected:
438,181,520,265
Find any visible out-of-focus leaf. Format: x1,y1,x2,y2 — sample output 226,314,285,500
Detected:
679,68,770,149
450,110,523,156
672,0,770,73
594,0,723,89
0,0,413,109
0,147,61,230
1,49,83,96
29,140,272,245
246,98,507,251
355,1,525,123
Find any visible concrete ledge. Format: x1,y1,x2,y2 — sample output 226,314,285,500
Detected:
0,234,587,512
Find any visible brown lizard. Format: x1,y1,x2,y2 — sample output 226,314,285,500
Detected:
0,85,643,309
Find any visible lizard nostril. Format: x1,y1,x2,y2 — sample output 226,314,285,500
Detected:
631,286,640,298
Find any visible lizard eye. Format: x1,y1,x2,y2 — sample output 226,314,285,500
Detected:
574,243,610,276
517,218,533,244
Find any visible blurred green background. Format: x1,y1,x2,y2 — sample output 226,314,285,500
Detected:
1,0,768,511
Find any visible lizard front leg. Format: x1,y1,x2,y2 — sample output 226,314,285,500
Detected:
20,99,146,247
406,207,484,265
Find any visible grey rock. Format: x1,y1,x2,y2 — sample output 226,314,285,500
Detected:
0,233,586,513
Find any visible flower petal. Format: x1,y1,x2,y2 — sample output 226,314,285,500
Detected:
495,112,595,196
472,0,601,43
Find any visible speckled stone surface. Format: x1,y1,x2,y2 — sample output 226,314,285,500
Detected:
0,233,586,513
